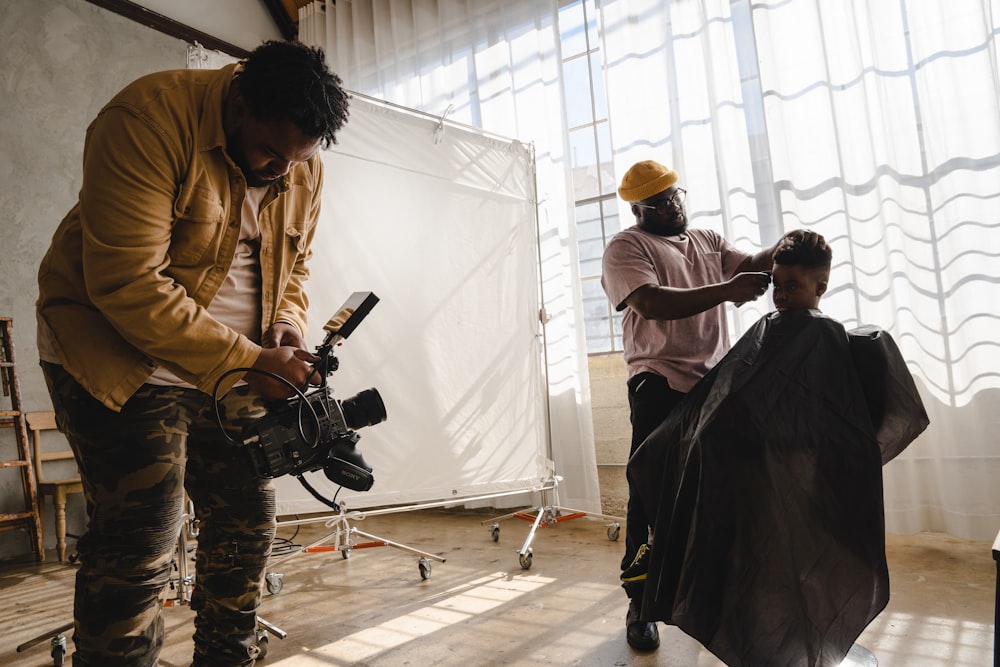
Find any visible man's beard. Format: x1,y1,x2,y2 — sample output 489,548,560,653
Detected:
227,140,277,188
646,213,687,237
243,168,277,188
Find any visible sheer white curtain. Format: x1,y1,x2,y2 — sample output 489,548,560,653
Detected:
301,0,1000,539
601,0,1000,540
299,0,603,512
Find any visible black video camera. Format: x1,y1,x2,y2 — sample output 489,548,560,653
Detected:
241,292,386,492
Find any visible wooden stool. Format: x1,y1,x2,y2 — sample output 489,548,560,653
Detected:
26,410,83,562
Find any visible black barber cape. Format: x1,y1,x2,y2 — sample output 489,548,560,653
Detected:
628,309,928,667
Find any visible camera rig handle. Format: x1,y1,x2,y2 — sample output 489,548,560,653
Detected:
311,291,380,387
311,345,339,385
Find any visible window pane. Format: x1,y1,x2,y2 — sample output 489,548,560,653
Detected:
579,237,606,263
580,255,603,278
569,126,599,199
596,121,615,195
560,0,620,355
587,333,612,354
590,51,607,119
583,294,609,321
581,276,606,301
582,278,607,314
558,1,587,58
601,199,622,239
576,201,601,241
577,202,603,277
584,0,600,51
613,311,623,352
563,56,594,128
583,272,613,354
582,275,611,353
577,217,603,241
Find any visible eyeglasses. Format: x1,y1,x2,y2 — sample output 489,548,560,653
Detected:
635,188,686,214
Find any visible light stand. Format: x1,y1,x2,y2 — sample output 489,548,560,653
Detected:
15,499,286,665
481,473,622,570
478,143,622,571
265,504,447,590
164,499,288,659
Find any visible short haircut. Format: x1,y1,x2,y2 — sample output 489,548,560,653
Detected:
774,236,832,270
235,40,350,149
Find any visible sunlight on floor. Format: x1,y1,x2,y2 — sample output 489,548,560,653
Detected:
260,583,995,667
859,610,994,667
268,571,557,665
839,643,877,667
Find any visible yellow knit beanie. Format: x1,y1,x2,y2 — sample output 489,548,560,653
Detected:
618,160,679,202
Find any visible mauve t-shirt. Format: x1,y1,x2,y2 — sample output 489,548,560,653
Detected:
601,226,749,392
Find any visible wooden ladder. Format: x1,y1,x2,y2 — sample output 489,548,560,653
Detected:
0,317,45,561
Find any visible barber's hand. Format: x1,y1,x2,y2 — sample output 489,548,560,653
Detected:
728,271,772,305
246,345,321,401
774,229,828,257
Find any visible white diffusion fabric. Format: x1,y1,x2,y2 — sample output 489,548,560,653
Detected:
273,97,547,514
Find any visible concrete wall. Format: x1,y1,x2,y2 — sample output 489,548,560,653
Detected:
588,353,630,519
0,0,194,561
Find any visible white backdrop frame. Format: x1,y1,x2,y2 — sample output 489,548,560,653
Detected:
273,93,554,516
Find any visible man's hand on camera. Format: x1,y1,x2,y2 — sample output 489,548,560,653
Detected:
262,321,307,350
247,345,322,401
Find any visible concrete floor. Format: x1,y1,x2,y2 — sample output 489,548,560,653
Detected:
1,507,995,666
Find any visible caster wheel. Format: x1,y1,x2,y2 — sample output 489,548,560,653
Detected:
518,548,533,570
51,635,68,667
491,524,500,542
342,548,351,560
418,558,432,580
255,630,269,660
607,523,621,541
265,572,284,595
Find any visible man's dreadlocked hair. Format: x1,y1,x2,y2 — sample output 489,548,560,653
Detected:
235,40,350,149
774,235,832,270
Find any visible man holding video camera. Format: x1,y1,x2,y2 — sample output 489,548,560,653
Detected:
35,40,349,666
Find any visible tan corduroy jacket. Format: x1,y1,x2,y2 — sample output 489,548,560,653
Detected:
37,64,323,411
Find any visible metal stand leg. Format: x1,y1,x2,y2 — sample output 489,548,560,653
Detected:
168,500,287,648
162,504,196,608
992,529,1000,667
481,476,623,570
15,621,74,665
16,498,286,664
266,507,447,587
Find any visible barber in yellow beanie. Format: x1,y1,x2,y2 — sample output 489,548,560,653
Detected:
618,160,679,203
600,159,826,652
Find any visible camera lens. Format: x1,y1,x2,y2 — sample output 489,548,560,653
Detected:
340,388,387,430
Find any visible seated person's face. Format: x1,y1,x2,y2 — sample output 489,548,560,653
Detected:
770,264,827,312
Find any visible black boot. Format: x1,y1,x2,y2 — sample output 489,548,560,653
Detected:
625,598,659,651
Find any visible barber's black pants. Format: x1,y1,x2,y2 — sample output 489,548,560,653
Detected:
622,372,686,600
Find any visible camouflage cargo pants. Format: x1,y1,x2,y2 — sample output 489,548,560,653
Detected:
41,361,276,667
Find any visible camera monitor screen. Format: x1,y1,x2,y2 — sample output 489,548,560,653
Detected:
322,291,380,343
